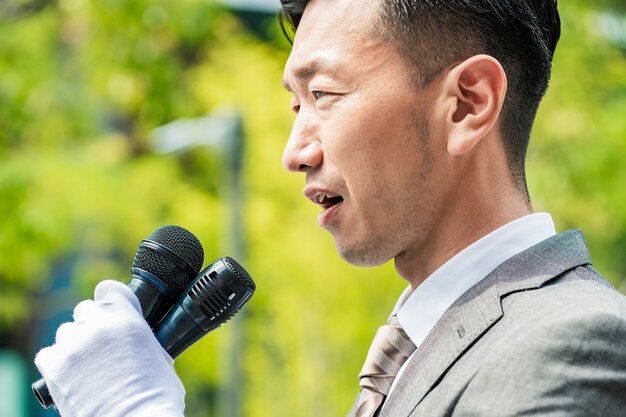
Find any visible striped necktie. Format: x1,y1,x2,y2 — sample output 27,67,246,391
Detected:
355,315,417,417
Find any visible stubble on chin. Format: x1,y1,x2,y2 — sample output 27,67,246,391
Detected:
336,237,392,267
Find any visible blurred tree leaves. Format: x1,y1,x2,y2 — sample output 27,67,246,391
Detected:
529,0,626,288
0,0,624,416
0,0,228,329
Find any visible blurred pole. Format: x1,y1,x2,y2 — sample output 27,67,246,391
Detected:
217,113,245,417
151,109,246,417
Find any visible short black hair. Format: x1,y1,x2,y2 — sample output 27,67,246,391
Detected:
279,0,561,197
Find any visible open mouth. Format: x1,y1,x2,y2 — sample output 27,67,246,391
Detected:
312,192,344,210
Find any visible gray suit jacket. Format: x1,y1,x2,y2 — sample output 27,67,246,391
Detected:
349,230,626,417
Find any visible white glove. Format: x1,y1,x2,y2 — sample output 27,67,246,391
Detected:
35,280,185,417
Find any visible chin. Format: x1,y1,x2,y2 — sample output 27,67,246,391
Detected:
335,240,392,268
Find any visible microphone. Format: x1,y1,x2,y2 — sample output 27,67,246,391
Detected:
155,256,256,359
32,225,204,409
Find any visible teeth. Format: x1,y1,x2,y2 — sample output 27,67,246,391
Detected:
312,192,339,205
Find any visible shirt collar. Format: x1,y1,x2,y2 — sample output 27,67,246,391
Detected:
392,212,557,347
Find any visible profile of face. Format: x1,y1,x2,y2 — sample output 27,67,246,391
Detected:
282,0,445,268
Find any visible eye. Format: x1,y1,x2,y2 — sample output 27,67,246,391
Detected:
312,91,327,100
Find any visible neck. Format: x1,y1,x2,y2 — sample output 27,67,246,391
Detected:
394,141,532,288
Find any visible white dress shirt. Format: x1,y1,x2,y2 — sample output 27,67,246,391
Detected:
382,212,557,406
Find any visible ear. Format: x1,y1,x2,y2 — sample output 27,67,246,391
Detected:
442,55,507,156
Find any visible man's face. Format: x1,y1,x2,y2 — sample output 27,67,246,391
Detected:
282,0,442,268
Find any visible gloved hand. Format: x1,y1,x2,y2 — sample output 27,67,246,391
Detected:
35,280,185,417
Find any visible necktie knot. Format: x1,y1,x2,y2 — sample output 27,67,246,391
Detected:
355,316,416,417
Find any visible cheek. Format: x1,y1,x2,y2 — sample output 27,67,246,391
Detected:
336,110,425,180
325,97,415,158
353,133,430,218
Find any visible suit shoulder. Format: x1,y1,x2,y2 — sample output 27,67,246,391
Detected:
502,265,626,323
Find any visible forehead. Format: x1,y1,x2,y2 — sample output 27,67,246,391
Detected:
293,0,378,40
283,0,384,84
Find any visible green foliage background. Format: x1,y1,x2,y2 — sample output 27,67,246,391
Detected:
0,0,624,416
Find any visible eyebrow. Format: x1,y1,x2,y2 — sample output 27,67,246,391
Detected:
282,60,338,93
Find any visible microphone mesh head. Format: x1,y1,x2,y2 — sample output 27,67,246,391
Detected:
223,256,256,292
133,225,204,290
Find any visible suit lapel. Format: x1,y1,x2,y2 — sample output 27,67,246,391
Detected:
381,229,592,417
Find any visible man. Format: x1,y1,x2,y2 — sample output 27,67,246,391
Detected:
35,1,626,416
277,0,626,416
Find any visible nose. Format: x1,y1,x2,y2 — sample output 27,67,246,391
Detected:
282,113,323,173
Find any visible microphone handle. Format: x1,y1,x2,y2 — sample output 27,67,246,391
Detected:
32,378,55,410
128,269,178,327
